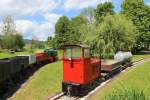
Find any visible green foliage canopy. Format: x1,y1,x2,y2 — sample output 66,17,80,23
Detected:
94,2,115,23
88,14,137,58
0,16,25,50
55,16,70,48
121,0,150,50
70,16,88,44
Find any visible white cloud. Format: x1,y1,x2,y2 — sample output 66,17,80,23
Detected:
0,0,63,40
44,13,62,24
15,20,52,41
14,13,61,41
64,0,112,10
0,0,60,17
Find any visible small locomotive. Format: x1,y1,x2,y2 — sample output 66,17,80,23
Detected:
62,44,132,96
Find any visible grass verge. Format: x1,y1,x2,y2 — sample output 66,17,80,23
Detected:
132,54,150,62
12,61,62,100
0,52,33,59
89,61,150,100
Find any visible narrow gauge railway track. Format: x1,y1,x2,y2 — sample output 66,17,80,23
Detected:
48,58,150,100
48,93,79,100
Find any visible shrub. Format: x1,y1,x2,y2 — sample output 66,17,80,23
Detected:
104,88,146,100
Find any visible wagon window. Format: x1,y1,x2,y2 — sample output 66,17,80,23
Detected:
64,48,71,58
84,49,90,58
64,47,82,59
72,47,82,58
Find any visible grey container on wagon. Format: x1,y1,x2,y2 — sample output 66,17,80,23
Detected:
114,51,132,62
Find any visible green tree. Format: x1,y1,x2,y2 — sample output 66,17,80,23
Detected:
2,16,16,36
80,7,95,25
94,2,115,23
31,36,38,49
1,35,15,49
87,14,137,58
1,16,25,50
47,36,57,49
55,16,70,48
98,14,137,52
1,34,25,50
0,35,2,48
121,0,150,50
70,16,88,44
14,34,25,50
47,36,52,45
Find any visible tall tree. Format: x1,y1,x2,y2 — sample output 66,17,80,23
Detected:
98,14,137,52
55,16,70,48
2,16,16,36
1,16,25,50
0,35,2,48
121,0,150,50
70,16,88,44
80,7,95,26
88,14,137,58
1,34,15,49
94,2,115,23
14,34,25,50
47,36,57,49
47,36,53,46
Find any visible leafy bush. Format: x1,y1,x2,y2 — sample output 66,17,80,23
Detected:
105,88,146,100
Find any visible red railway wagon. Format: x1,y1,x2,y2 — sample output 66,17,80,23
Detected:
62,45,101,96
35,52,49,64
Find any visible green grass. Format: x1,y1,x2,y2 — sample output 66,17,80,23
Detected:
57,50,62,59
0,49,45,59
0,52,33,59
89,61,150,100
132,54,150,62
12,61,62,100
104,88,146,100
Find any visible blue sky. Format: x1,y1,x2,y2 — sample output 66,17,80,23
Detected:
0,0,149,41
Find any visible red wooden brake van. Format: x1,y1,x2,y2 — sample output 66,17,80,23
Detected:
35,52,49,64
62,44,101,96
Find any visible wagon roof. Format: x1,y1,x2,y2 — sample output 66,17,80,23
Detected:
63,44,90,48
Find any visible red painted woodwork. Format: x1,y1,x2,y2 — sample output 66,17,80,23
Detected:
35,52,49,63
49,56,54,62
63,45,101,85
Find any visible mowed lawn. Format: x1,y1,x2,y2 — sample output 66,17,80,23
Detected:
0,52,33,59
0,49,62,59
89,60,150,100
132,54,150,61
0,49,45,59
12,61,62,100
